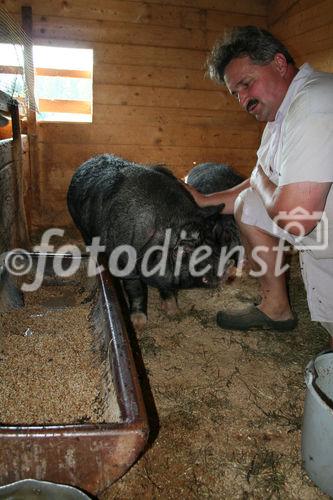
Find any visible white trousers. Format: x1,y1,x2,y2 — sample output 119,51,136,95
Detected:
238,187,333,334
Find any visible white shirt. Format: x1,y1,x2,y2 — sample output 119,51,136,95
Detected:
257,63,333,186
257,64,333,258
241,64,333,321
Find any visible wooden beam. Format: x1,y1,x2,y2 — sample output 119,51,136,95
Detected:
9,98,30,248
38,98,91,114
0,67,91,78
0,65,23,75
35,67,91,78
21,5,37,239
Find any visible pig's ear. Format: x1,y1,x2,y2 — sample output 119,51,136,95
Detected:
200,203,225,218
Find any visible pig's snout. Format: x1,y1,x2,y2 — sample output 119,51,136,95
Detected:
201,258,236,287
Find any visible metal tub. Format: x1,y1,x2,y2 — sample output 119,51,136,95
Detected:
0,253,148,496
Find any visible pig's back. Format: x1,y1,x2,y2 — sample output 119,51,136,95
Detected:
186,162,244,194
69,154,193,209
67,154,197,248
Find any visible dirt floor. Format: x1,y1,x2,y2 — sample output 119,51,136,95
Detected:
100,257,330,500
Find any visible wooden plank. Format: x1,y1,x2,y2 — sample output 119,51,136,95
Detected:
37,143,256,185
36,122,260,149
107,0,268,16
3,0,268,24
172,0,265,16
8,97,30,247
92,44,208,71
38,141,257,164
93,63,217,91
0,65,23,75
32,16,209,50
270,0,333,39
21,4,37,238
268,0,321,27
29,13,267,50
91,104,257,130
21,5,36,111
267,0,299,26
21,138,31,224
38,98,91,114
32,40,208,71
206,10,266,31
284,23,333,56
0,140,13,171
93,84,238,111
35,67,91,78
0,162,16,252
4,1,205,29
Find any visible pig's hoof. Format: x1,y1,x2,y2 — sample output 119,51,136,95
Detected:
131,311,147,330
160,297,179,316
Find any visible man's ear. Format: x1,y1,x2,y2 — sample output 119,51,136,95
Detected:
274,53,288,77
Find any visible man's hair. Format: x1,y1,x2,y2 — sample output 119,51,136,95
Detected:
207,25,295,84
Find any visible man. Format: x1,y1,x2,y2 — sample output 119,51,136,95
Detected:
185,26,333,347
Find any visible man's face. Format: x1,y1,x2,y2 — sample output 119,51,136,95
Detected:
224,55,290,122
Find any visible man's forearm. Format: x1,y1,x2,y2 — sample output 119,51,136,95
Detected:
200,177,251,214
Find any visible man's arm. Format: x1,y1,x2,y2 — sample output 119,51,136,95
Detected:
250,165,331,235
183,177,251,214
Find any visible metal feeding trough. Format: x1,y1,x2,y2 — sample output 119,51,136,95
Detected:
0,252,148,496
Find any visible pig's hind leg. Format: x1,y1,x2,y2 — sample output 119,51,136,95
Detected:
123,278,148,330
159,289,179,316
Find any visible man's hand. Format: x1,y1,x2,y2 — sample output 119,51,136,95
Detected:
180,177,251,214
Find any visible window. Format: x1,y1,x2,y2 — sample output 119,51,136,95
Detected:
33,46,93,122
0,43,25,100
0,44,93,123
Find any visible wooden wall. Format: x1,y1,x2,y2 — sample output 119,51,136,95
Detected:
268,0,333,72
0,90,30,254
3,1,333,232
2,0,267,230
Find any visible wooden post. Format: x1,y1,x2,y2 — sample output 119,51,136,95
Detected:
0,89,30,250
21,5,40,235
9,96,30,248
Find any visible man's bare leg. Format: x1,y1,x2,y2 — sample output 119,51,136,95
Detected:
234,196,294,321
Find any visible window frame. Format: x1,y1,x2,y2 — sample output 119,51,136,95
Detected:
0,44,93,123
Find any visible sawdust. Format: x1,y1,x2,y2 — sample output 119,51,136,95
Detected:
102,257,330,499
0,270,119,425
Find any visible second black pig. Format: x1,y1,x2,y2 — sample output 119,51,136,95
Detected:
186,162,244,261
67,154,228,328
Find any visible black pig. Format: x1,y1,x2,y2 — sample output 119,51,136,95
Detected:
67,154,227,329
186,162,244,260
